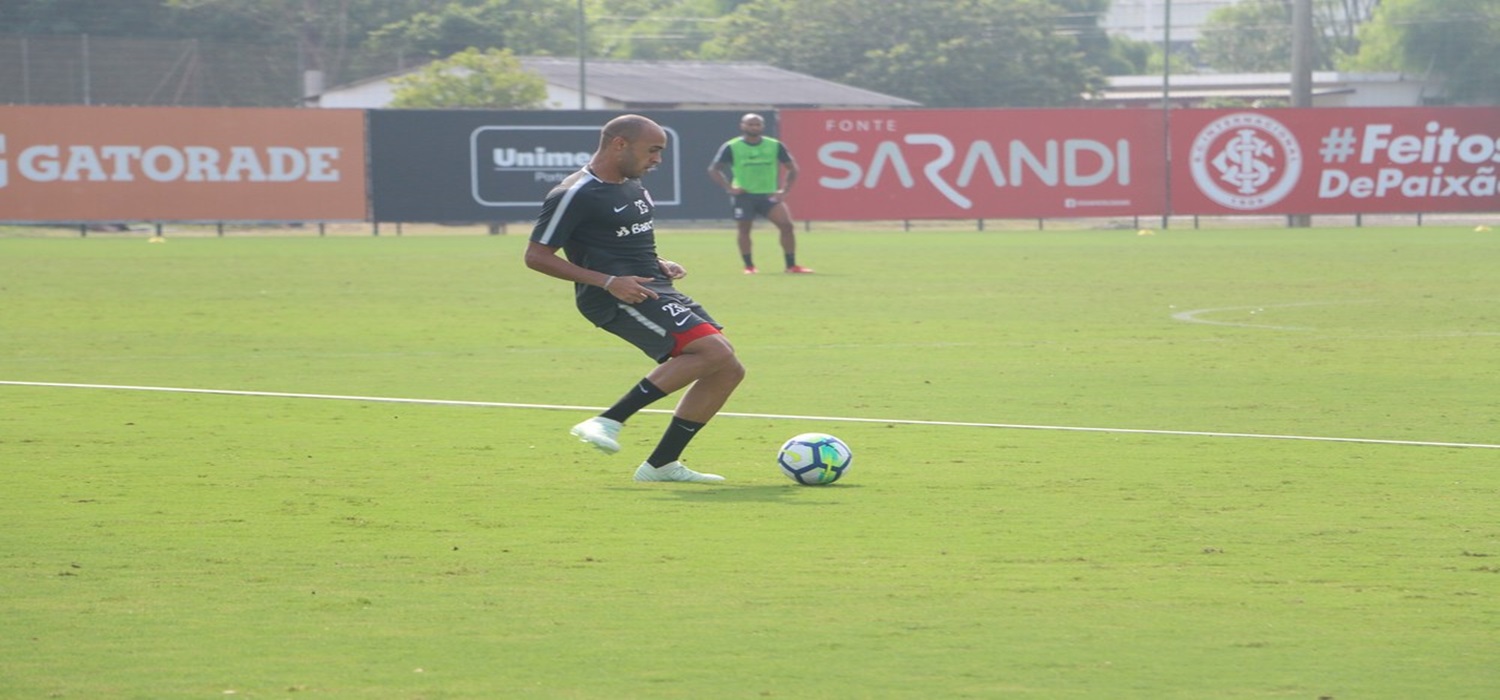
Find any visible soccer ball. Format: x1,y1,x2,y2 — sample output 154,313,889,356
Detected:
777,433,853,485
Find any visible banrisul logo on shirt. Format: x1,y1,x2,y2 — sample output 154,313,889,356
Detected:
470,125,682,207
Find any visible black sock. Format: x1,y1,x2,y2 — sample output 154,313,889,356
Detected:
742,254,754,268
600,378,667,423
646,417,707,467
785,253,796,268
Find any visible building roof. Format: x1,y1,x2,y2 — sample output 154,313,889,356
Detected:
518,56,920,109
313,56,919,110
1089,72,1437,108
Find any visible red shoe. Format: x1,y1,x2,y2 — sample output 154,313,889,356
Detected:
785,265,815,274
743,266,759,275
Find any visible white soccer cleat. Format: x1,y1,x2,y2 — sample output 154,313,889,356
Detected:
633,461,725,483
570,416,623,455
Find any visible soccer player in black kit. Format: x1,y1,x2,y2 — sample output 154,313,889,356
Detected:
525,114,745,483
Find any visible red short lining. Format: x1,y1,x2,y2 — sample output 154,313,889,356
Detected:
670,324,721,357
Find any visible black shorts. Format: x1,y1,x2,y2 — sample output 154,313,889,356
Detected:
598,285,724,363
731,193,782,221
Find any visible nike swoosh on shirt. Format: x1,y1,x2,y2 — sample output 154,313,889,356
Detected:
613,204,630,212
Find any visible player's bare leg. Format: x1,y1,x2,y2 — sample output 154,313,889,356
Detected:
633,334,743,483
737,219,756,273
645,334,744,422
770,203,811,273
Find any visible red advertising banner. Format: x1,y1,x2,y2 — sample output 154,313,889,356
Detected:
0,106,367,222
1170,107,1500,216
779,109,1165,220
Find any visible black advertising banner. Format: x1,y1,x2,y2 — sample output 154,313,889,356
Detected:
370,110,764,223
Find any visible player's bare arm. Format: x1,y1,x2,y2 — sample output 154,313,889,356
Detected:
523,241,659,302
658,258,687,279
778,158,799,198
708,162,741,195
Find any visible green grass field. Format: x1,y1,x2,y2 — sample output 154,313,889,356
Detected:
2,226,1497,699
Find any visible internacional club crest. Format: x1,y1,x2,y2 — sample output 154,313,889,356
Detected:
1188,113,1303,210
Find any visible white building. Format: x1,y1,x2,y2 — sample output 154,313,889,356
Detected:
1093,72,1442,108
1102,0,1370,48
1102,0,1238,43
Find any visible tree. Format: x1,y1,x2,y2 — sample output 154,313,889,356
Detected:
1316,0,1379,64
1196,0,1377,74
388,47,547,108
702,0,1102,107
1197,0,1296,72
590,0,733,60
1145,43,1198,76
1055,0,1139,76
1345,0,1500,104
0,0,183,36
367,0,578,58
363,0,748,62
163,0,441,86
1105,36,1157,76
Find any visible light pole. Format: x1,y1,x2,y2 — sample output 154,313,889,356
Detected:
1289,0,1313,227
1161,0,1172,229
577,0,587,109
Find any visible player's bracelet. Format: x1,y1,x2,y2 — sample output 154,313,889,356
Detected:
602,275,616,290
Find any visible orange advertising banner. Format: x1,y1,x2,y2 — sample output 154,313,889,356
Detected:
0,106,367,222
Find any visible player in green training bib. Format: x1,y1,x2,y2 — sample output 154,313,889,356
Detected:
708,113,814,274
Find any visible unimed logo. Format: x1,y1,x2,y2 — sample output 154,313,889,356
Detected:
469,125,681,207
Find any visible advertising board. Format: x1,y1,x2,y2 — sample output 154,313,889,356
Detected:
4,106,1491,225
370,110,747,222
1170,108,1500,215
779,109,1166,220
0,106,367,222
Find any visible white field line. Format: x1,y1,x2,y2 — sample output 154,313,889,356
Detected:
5,380,1498,451
1171,300,1500,337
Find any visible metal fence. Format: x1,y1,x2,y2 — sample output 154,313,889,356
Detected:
0,34,408,108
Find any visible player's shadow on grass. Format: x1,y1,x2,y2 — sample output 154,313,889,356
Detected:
654,483,863,503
